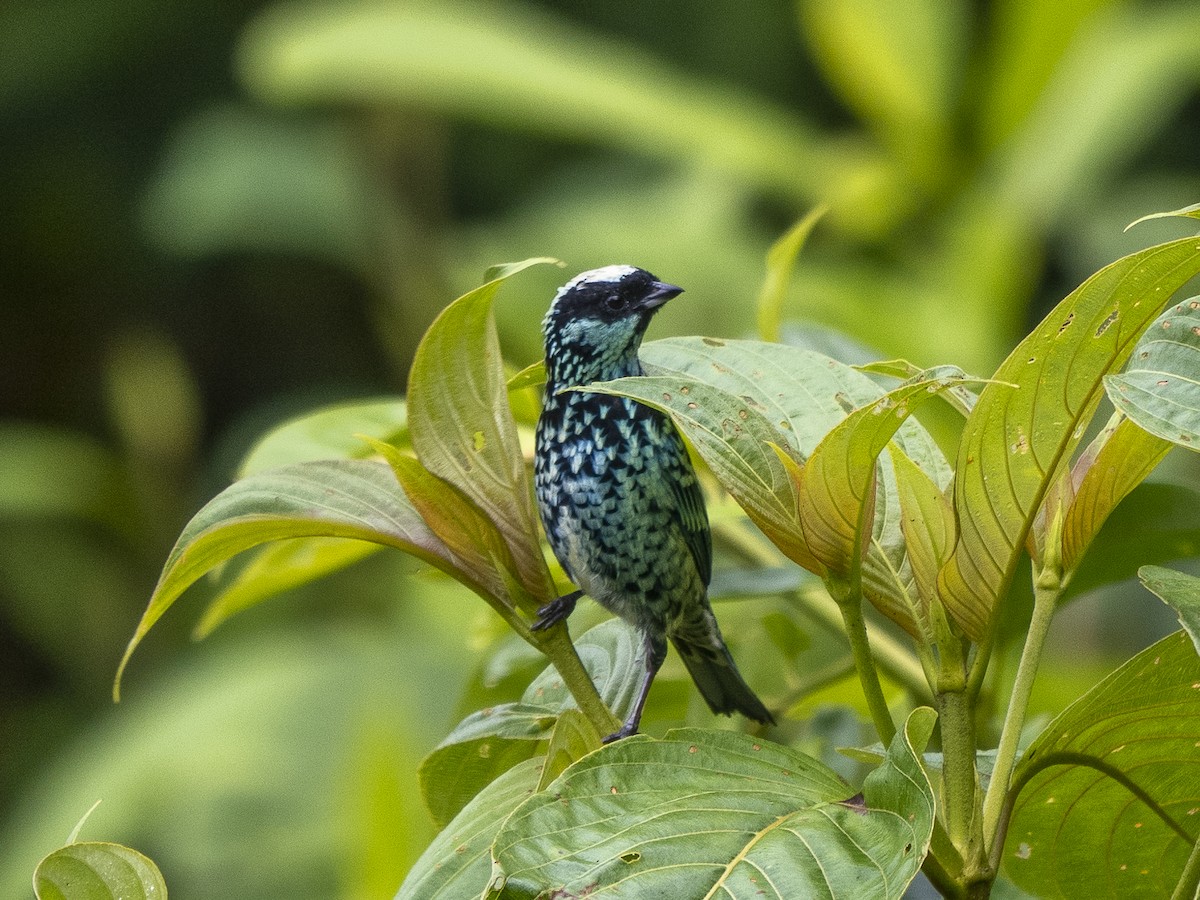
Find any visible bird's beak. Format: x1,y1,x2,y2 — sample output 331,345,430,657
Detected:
639,281,684,311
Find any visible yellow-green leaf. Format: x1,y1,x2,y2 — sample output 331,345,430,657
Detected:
34,841,167,900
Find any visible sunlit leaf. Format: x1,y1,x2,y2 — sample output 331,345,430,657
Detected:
34,841,167,900
1057,413,1171,576
758,205,827,342
194,536,380,638
1106,297,1200,450
798,369,972,634
376,443,519,608
237,0,901,231
939,235,1200,641
238,397,406,477
1125,201,1200,232
491,708,935,898
397,756,544,900
891,449,955,613
1006,631,1200,898
114,459,463,699
406,260,558,607
1138,566,1200,654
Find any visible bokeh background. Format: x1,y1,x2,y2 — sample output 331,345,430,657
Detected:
3,0,1200,896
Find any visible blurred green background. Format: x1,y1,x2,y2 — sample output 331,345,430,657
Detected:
3,0,1200,896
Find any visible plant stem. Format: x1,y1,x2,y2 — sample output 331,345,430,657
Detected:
536,624,622,736
836,584,896,745
980,575,1059,854
937,682,979,860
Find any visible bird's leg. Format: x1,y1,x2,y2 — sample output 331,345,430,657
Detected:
530,589,583,632
603,631,667,743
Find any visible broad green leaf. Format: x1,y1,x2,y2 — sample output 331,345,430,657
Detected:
237,0,900,229
1138,566,1200,654
1057,413,1171,576
758,206,827,342
891,449,955,613
378,444,520,608
418,619,640,829
798,369,972,634
1006,631,1200,898
397,756,544,900
1106,297,1200,450
492,708,935,898
406,260,557,607
238,397,406,477
418,705,556,831
114,459,462,699
939,236,1200,641
34,841,167,900
798,0,964,187
194,536,380,638
618,338,954,608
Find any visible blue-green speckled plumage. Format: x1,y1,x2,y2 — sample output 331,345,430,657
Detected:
534,265,773,740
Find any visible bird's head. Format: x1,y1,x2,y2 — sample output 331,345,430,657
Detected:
542,265,683,385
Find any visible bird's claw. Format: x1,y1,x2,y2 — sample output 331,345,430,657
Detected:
530,590,581,632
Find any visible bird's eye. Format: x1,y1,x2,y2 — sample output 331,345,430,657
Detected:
604,294,626,312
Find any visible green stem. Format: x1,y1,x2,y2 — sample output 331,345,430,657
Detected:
980,576,1060,854
535,624,622,736
836,583,896,745
937,683,979,861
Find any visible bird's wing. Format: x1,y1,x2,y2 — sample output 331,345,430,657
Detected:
666,438,712,586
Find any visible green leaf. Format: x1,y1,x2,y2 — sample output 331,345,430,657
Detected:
34,841,167,900
1125,201,1200,232
238,397,406,477
406,260,558,607
538,708,601,790
418,619,640,829
194,536,380,638
1056,413,1171,577
757,205,827,342
857,358,982,417
891,449,955,613
237,0,900,227
377,443,520,609
114,459,461,699
492,708,935,898
798,369,972,634
1006,631,1200,898
1106,297,1200,450
398,756,544,900
939,236,1200,641
1138,566,1200,654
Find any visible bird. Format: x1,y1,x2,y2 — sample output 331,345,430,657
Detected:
533,264,775,742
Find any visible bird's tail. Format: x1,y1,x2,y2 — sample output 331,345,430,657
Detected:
670,613,774,726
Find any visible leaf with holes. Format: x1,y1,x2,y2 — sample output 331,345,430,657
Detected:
938,236,1200,641
406,259,559,605
490,708,936,898
1106,297,1200,451
114,459,462,699
1005,631,1200,898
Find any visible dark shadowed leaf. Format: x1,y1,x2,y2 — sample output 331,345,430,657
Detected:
1106,297,1200,451
939,236,1200,641
34,841,167,900
1006,631,1200,898
491,708,935,898
406,260,558,606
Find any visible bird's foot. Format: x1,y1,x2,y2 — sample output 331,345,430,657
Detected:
601,722,640,744
530,590,582,632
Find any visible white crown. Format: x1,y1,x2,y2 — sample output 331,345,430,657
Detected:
558,265,638,297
